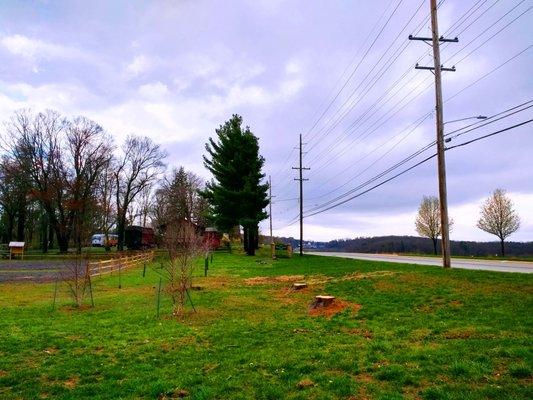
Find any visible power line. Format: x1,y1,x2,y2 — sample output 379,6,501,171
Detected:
302,120,531,220
446,119,533,150
303,100,533,216
304,0,406,143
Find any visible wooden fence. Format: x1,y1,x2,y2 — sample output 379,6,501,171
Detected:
88,251,154,277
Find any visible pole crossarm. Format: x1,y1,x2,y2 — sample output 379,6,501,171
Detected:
409,34,458,45
415,63,456,72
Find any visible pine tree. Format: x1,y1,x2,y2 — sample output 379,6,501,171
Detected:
201,115,269,255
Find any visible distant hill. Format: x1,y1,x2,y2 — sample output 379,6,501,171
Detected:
267,235,533,257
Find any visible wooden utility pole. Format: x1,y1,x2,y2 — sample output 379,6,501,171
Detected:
292,134,309,256
268,175,273,244
409,0,457,269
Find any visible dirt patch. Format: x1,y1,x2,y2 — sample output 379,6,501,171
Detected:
354,372,374,383
342,271,397,281
296,378,315,389
59,304,93,313
450,300,463,308
0,370,7,377
308,298,361,319
443,326,477,339
43,347,58,355
158,389,189,399
63,376,79,389
244,275,305,285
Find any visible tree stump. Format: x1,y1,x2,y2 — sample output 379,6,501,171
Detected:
309,295,335,309
292,282,307,290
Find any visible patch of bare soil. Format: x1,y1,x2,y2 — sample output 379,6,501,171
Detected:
158,389,189,399
353,372,374,383
43,347,58,355
63,376,79,389
296,378,315,389
0,370,7,377
442,326,477,339
342,271,397,281
244,275,305,285
308,298,361,319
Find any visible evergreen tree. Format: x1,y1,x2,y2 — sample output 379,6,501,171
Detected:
201,115,269,255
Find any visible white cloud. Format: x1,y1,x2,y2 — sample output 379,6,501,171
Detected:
125,54,153,77
138,82,169,99
1,34,87,63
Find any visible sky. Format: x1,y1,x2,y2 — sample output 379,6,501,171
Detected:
0,0,532,242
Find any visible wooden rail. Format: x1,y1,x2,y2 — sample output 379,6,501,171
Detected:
88,251,154,277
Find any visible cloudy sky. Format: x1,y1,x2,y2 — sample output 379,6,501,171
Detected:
1,0,531,242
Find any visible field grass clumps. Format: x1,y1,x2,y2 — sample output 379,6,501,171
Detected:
0,248,532,399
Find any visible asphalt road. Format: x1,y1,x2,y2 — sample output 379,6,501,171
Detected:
306,252,533,274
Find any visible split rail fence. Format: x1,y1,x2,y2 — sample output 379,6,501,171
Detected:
88,251,154,277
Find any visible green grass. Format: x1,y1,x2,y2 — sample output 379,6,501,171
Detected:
0,247,532,399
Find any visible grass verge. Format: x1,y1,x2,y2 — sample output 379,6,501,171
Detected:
0,247,531,399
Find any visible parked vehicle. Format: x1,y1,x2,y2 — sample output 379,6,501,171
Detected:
91,234,118,247
125,226,155,250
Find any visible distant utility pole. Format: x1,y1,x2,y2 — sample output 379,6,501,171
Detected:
268,175,274,244
292,134,310,256
409,0,457,269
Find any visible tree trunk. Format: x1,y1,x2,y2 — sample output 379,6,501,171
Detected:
243,226,249,253
245,226,256,256
500,239,505,257
56,226,69,253
16,202,26,242
432,238,438,255
5,212,15,242
56,232,69,253
117,215,126,251
48,223,54,249
254,225,259,250
41,212,48,253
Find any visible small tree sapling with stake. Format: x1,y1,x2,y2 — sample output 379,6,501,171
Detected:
158,220,204,316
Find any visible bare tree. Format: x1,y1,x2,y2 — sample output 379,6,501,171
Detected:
477,189,520,257
3,110,113,253
415,195,453,255
115,136,166,251
66,116,114,253
159,220,204,316
61,254,91,307
0,157,27,242
94,162,117,251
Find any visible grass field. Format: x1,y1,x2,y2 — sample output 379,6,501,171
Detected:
0,248,531,399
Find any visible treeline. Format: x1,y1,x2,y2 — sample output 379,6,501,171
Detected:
0,109,208,253
323,236,533,256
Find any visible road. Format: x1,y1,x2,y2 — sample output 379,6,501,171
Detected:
306,252,533,274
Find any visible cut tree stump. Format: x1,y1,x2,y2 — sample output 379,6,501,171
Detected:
309,295,335,309
292,282,307,290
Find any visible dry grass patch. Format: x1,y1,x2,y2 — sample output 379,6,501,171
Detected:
442,326,477,339
308,298,361,319
244,275,305,285
63,376,79,389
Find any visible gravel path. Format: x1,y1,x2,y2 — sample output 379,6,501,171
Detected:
0,260,83,283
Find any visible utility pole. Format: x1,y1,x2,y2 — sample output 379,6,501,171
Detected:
409,0,457,269
292,134,310,256
268,175,274,244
